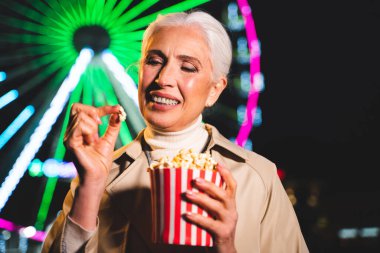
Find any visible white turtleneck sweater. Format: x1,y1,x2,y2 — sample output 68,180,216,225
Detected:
143,115,209,162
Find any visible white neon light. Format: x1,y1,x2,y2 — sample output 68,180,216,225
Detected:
19,226,37,238
0,48,94,212
0,90,18,109
101,50,139,107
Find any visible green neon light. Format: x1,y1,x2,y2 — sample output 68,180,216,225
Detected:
108,0,159,28
0,16,41,34
83,79,93,106
109,47,141,60
109,30,145,42
126,63,140,84
34,177,58,230
103,0,118,14
111,41,142,51
1,1,42,22
123,0,210,32
108,0,133,21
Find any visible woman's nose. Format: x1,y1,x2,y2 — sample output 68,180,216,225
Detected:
155,63,176,87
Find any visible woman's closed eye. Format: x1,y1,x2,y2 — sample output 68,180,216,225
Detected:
145,56,163,66
181,62,198,73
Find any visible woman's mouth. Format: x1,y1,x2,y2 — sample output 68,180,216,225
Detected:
150,95,180,106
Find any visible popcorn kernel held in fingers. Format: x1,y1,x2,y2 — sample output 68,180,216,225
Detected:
118,106,127,121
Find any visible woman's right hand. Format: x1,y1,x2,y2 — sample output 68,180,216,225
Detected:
64,103,122,189
64,103,122,230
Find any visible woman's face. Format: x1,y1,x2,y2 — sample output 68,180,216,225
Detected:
138,26,224,132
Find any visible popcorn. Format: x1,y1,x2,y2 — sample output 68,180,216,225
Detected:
149,149,217,171
118,106,127,121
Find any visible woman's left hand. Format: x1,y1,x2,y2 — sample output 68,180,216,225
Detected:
184,165,238,253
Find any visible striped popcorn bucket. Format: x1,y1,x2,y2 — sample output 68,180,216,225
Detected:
149,167,224,247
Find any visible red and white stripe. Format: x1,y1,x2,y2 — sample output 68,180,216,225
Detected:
150,168,223,247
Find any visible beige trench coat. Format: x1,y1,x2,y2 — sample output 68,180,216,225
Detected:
42,124,309,253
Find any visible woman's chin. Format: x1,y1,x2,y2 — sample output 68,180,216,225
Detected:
145,116,179,132
143,104,199,132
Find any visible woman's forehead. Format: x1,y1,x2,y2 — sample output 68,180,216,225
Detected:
145,26,210,59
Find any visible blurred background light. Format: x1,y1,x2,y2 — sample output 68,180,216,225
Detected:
0,218,45,242
28,159,77,179
19,226,36,238
28,159,44,178
0,90,18,109
360,227,380,238
338,228,359,239
0,105,34,149
227,2,244,31
0,72,6,82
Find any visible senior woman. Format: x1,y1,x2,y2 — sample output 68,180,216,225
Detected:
42,11,309,253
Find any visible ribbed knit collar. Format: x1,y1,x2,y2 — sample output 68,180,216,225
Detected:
143,115,209,161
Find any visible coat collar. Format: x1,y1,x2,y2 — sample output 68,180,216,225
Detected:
112,124,247,164
112,130,144,162
204,124,248,161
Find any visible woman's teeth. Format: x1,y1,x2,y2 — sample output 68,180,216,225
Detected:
152,96,179,105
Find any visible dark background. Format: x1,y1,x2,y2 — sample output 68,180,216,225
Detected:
252,0,380,189
249,1,380,251
1,0,380,252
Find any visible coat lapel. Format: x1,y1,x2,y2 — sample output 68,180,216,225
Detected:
107,147,154,250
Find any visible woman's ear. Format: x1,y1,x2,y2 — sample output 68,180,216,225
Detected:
205,77,227,107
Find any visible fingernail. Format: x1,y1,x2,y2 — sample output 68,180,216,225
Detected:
115,114,120,123
182,212,193,220
195,178,205,184
186,190,194,198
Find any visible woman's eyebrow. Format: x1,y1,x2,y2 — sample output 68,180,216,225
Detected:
146,50,202,67
178,55,202,67
146,49,166,59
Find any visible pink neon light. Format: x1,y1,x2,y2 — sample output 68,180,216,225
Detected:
236,0,261,147
0,218,15,231
0,218,46,242
31,230,47,242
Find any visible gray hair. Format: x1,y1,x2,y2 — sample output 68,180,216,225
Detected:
141,11,232,81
